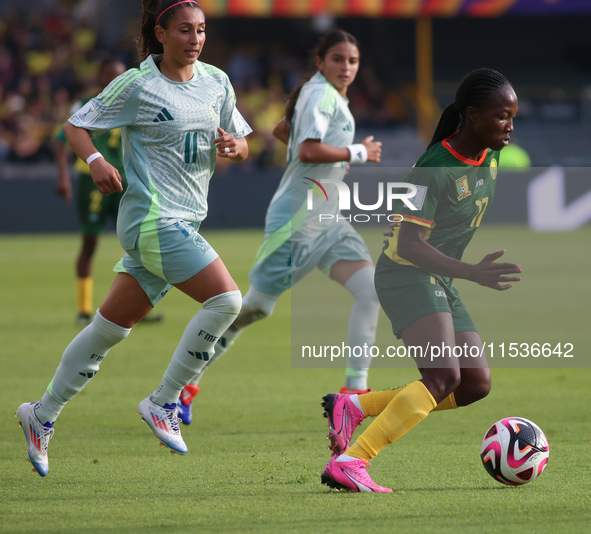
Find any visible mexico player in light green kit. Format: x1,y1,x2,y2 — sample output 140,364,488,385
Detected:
176,29,384,425
320,69,523,493
16,0,251,476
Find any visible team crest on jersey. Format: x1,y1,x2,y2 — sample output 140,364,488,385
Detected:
75,101,101,125
456,176,471,201
490,158,498,180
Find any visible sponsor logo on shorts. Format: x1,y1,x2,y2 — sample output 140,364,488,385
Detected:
193,233,208,250
434,290,447,298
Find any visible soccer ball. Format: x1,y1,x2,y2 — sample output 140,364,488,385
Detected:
480,417,549,485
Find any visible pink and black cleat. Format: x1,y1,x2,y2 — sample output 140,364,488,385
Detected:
321,456,392,493
321,393,365,455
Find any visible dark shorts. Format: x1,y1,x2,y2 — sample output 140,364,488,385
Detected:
78,173,124,235
375,256,477,339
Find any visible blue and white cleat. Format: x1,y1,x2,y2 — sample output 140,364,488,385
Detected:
137,397,187,454
16,402,54,477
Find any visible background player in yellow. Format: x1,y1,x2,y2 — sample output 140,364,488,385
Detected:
54,58,131,325
320,68,522,492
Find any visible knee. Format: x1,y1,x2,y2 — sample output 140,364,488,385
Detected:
345,267,379,304
424,369,461,402
203,290,242,317
241,302,273,323
234,286,279,328
457,374,491,406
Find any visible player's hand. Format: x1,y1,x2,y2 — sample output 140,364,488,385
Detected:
470,250,521,291
89,158,123,195
56,173,73,204
362,136,382,163
214,127,238,158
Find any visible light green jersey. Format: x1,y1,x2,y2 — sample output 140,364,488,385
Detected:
265,71,355,238
68,54,251,250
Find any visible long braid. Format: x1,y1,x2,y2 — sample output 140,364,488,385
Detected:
428,68,511,148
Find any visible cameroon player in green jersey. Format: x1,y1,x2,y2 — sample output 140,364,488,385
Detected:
54,58,127,325
321,68,522,492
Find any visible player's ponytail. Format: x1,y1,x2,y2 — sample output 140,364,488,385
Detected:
428,68,511,148
284,28,360,125
138,0,203,62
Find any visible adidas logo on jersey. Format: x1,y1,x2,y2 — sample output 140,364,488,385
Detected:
153,108,175,123
342,123,352,131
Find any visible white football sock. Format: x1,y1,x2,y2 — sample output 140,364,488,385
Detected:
343,266,379,391
188,285,279,387
34,310,131,425
150,290,241,406
336,453,360,463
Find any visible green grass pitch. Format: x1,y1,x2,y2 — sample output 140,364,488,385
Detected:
1,226,590,533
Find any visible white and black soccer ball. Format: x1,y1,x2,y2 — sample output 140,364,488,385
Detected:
480,417,549,485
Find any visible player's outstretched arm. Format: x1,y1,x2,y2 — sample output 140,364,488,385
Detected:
63,122,123,195
397,222,521,291
214,127,249,162
299,136,381,164
272,119,290,145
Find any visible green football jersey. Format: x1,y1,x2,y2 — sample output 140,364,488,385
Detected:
380,136,500,297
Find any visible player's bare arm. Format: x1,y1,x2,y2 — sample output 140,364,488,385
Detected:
299,136,381,163
397,221,521,290
272,119,290,145
63,122,123,195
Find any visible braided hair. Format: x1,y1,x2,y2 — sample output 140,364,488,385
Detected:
138,0,203,62
284,29,360,126
428,68,511,148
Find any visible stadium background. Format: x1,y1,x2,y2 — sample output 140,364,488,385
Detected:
1,0,591,233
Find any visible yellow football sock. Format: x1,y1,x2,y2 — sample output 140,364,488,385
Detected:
346,380,437,461
432,392,457,411
358,385,407,417
77,277,93,315
359,388,456,417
